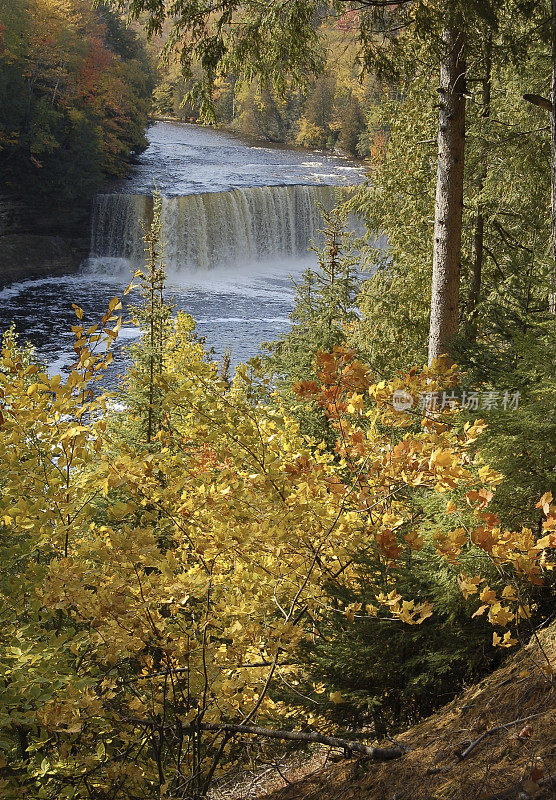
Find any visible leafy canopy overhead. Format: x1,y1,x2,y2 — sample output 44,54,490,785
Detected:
107,0,451,116
111,0,518,117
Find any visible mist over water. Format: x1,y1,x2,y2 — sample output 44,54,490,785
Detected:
1,122,365,377
0,262,312,381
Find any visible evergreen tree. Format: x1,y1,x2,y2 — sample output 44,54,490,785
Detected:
293,543,502,736
124,194,174,446
296,74,337,149
263,204,361,443
337,96,365,157
265,205,361,387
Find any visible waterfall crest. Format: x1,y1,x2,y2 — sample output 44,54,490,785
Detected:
87,185,338,273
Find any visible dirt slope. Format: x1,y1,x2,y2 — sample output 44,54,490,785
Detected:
261,624,556,800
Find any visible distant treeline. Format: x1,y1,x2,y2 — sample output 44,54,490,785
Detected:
151,27,383,157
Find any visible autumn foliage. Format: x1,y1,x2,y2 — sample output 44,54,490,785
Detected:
0,0,152,206
0,280,553,799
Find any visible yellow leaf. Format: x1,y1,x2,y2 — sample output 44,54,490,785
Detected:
536,491,553,515
108,296,122,313
489,604,514,626
345,602,361,622
492,631,517,648
430,449,453,468
479,586,497,604
458,575,481,599
478,465,504,485
404,531,424,551
347,393,364,414
64,722,83,734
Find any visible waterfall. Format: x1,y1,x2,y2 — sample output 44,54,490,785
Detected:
89,193,152,270
87,185,338,274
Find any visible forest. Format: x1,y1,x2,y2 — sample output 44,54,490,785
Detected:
0,0,555,799
151,24,372,156
0,0,153,209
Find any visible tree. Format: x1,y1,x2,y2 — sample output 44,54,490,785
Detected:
465,30,492,340
296,74,336,149
337,96,366,156
347,8,553,532
265,205,361,386
235,82,286,142
109,0,496,360
536,0,556,313
1,281,554,797
346,74,437,376
263,204,361,443
428,20,467,363
0,0,153,209
124,193,174,446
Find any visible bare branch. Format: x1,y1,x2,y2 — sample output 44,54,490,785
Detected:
195,721,406,761
523,93,552,112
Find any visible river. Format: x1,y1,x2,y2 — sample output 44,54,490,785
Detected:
0,122,364,376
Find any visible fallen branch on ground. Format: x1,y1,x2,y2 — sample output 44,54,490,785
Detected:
124,715,408,761
197,722,407,761
458,714,543,761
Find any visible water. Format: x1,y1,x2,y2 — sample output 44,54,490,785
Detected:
88,185,339,273
110,121,363,195
0,122,365,376
0,265,314,381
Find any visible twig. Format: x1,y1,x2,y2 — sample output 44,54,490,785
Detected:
458,713,544,760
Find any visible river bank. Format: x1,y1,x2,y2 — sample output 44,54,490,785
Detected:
0,120,364,289
152,114,367,160
1,120,364,372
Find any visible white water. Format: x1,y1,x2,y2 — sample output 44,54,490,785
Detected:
2,122,366,374
110,121,363,195
88,185,338,273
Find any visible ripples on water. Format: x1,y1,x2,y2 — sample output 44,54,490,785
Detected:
116,122,363,195
0,260,312,382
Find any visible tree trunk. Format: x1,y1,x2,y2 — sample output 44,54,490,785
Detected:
466,32,492,340
551,0,556,312
428,24,467,363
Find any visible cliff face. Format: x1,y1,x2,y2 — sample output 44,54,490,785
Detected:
0,194,90,288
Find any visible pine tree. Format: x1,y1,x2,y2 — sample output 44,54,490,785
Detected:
337,96,365,157
125,193,174,446
265,204,360,386
263,205,361,444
